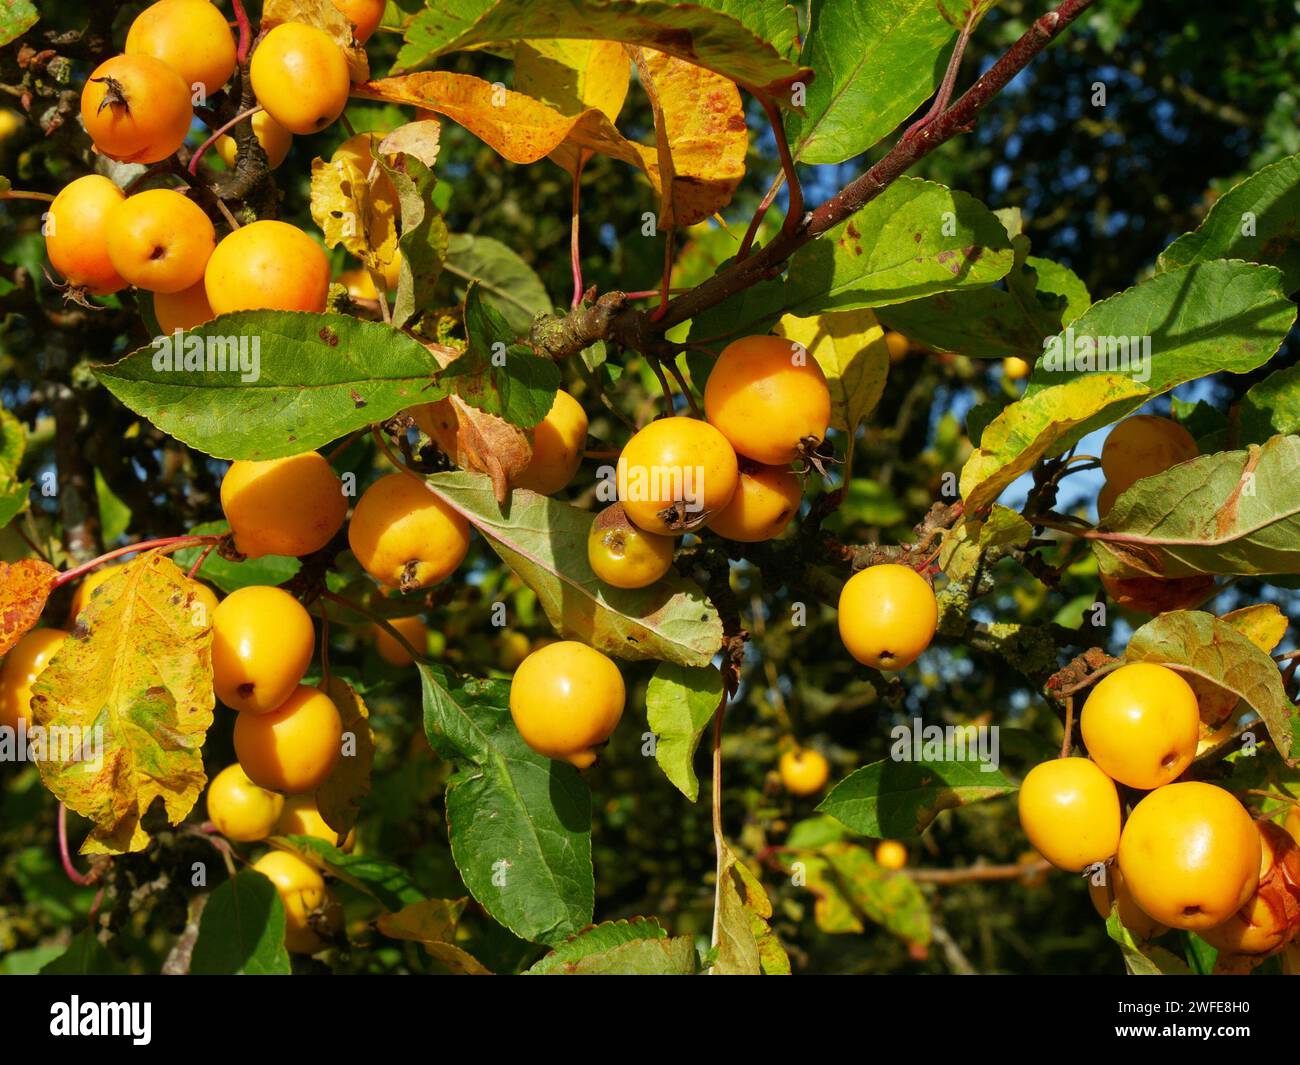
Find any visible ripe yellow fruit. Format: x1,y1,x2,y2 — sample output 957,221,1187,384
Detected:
513,390,588,496
779,747,830,796
215,110,292,170
1285,805,1300,844
348,472,471,591
249,22,350,136
837,563,937,671
186,580,220,631
875,840,908,870
1080,662,1200,791
706,462,801,543
617,416,739,536
1002,356,1031,380
1117,781,1261,930
125,0,237,97
154,279,214,333
1198,822,1300,957
884,331,910,364
205,763,284,842
45,175,127,296
275,794,356,851
587,503,675,590
1017,758,1121,872
80,54,193,164
703,335,831,465
1088,864,1166,941
221,453,348,560
372,616,428,667
68,562,125,620
333,0,386,42
0,628,68,730
251,850,329,954
205,220,331,315
1100,414,1199,496
105,188,216,294
211,586,315,713
509,641,624,768
235,684,343,794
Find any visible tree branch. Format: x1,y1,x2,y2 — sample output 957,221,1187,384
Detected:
528,0,1099,359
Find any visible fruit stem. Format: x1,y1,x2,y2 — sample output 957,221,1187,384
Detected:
1059,694,1074,758
232,0,252,65
0,189,55,203
737,170,785,261
53,535,220,589
569,153,587,309
186,541,217,580
189,104,263,176
57,804,97,887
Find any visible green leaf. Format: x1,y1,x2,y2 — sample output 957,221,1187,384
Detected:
271,836,425,912
394,0,811,98
645,663,723,802
878,251,1091,358
959,260,1297,512
784,178,1015,314
786,0,956,165
443,233,553,336
0,406,27,529
420,665,594,945
439,283,559,429
1094,435,1300,579
387,155,449,328
173,521,301,593
93,311,446,460
547,934,698,974
1158,153,1300,293
1106,908,1191,975
40,930,121,975
1240,364,1300,443
0,0,37,47
789,841,931,946
94,469,131,543
424,471,723,666
818,757,1016,838
190,870,292,975
1123,609,1294,762
525,916,670,973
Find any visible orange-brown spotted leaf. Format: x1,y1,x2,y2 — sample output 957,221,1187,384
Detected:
629,47,747,228
310,146,400,283
423,395,532,505
315,676,374,844
355,72,646,170
261,0,369,81
0,559,58,655
30,553,215,855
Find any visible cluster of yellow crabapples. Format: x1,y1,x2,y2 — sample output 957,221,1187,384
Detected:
0,327,943,947
44,0,390,322
1019,662,1300,962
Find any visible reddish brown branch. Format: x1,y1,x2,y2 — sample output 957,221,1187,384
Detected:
528,0,1098,360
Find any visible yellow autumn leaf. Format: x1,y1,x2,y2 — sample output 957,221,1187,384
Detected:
310,137,400,284
515,39,630,175
376,898,492,974
776,310,890,468
1219,604,1290,654
959,373,1150,512
631,47,747,228
30,553,215,855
